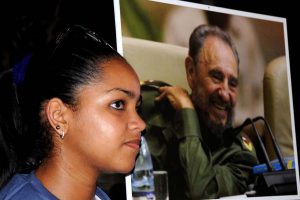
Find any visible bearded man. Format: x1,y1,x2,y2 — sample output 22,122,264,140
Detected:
142,24,258,200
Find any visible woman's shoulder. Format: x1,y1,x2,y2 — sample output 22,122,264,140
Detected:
96,187,111,200
0,173,32,199
0,171,58,200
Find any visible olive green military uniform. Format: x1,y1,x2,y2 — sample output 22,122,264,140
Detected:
141,84,258,199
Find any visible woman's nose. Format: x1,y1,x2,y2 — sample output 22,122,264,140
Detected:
128,112,146,133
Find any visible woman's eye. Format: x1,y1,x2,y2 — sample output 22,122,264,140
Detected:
111,100,125,110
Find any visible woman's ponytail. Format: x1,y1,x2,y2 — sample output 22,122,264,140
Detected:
0,69,21,187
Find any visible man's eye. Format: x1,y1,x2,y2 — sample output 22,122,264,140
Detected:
229,78,238,88
212,74,223,82
209,70,224,83
111,100,125,110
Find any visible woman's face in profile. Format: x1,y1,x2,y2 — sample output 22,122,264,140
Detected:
66,59,145,174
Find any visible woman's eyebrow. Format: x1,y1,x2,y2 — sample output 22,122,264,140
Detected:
106,88,135,98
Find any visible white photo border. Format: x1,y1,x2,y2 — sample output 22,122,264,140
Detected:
113,0,299,199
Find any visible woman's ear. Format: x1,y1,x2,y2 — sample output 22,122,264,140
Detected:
185,56,196,89
45,98,69,138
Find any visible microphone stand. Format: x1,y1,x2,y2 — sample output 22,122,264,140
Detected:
234,116,296,196
252,116,287,171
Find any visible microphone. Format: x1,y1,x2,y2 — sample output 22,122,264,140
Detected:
225,116,286,171
251,116,287,171
236,116,296,196
219,117,296,195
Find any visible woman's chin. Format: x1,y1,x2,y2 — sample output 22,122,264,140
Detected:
118,163,136,174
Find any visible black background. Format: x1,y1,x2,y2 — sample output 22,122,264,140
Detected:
0,0,116,72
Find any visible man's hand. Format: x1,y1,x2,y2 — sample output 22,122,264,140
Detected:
155,86,194,110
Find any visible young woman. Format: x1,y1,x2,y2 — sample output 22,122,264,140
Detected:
0,25,145,200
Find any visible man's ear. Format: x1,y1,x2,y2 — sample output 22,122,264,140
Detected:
185,56,195,89
45,98,69,135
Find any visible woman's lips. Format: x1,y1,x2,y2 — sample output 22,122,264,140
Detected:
125,139,141,150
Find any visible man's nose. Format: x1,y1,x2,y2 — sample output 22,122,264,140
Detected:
218,82,231,102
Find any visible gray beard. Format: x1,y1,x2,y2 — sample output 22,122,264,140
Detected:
197,109,234,150
192,90,234,142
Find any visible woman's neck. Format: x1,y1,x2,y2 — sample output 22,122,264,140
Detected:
35,156,99,200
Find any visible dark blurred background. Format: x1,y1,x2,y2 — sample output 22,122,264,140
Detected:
0,0,116,73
